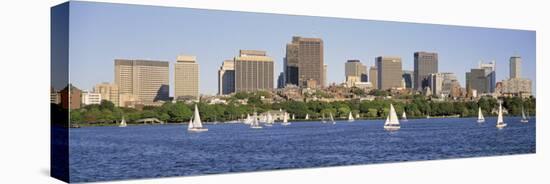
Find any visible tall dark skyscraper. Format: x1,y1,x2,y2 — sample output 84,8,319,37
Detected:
277,72,285,89
414,52,438,91
284,36,324,88
218,60,235,95
402,70,414,89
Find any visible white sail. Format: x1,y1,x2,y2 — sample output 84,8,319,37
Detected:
356,113,360,119
477,107,485,123
384,104,400,130
402,111,407,121
496,103,506,129
188,118,193,129
330,113,335,124
244,114,252,124
119,117,127,127
188,104,208,132
521,107,528,123
250,112,263,129
267,112,274,124
192,104,203,128
282,112,291,126
322,114,326,123
348,112,355,122
305,114,309,120
292,114,295,120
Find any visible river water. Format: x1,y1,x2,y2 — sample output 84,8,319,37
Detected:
69,117,536,182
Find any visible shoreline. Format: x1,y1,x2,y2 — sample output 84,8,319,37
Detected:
70,115,533,128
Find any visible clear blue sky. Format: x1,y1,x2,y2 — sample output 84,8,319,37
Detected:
68,1,536,96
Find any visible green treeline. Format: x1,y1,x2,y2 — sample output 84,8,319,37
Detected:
69,92,536,125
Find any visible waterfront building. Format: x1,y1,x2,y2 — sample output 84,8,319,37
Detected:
59,84,81,110
402,70,414,89
345,60,368,82
218,60,236,94
234,50,274,92
50,87,60,104
479,61,496,93
284,36,324,88
324,64,328,87
428,72,458,97
376,56,403,90
175,55,199,100
277,72,285,89
466,61,496,94
510,56,522,79
501,56,532,98
93,82,119,106
114,59,169,106
81,91,102,105
414,51,438,91
369,66,377,89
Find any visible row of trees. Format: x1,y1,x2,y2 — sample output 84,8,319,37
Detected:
70,95,536,125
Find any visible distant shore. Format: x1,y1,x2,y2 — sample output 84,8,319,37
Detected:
69,115,533,128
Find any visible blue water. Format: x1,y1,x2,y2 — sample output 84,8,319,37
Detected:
69,117,535,182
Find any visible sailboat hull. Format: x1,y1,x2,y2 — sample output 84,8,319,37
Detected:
477,119,485,123
188,128,208,132
281,122,291,126
250,126,263,129
520,119,529,123
384,125,401,131
496,124,507,129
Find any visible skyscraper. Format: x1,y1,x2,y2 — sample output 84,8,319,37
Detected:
175,55,199,100
284,36,324,88
479,61,496,93
376,56,403,90
277,72,285,89
414,52,438,91
234,50,274,92
466,64,494,94
369,66,378,89
402,70,414,89
218,60,235,95
429,72,457,96
510,56,522,79
114,59,169,106
345,60,368,82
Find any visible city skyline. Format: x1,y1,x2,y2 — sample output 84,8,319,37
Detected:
67,1,536,96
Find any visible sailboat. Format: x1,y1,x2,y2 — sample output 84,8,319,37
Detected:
188,104,208,132
265,111,274,126
281,112,291,126
356,113,360,119
348,112,355,122
520,107,529,123
401,111,408,122
477,107,485,123
322,114,327,123
384,104,401,131
305,114,309,120
250,112,263,129
330,113,336,124
119,116,127,127
243,114,253,125
292,114,295,120
496,103,507,129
